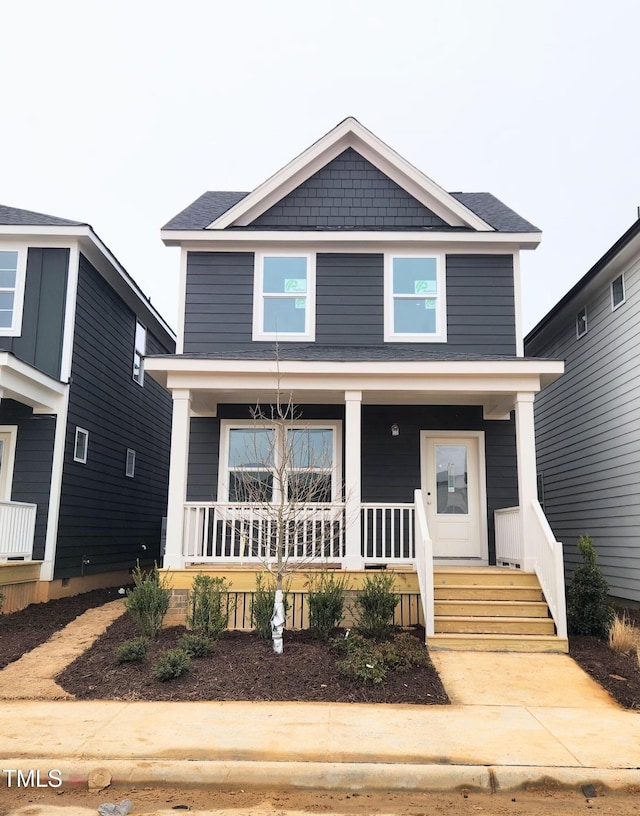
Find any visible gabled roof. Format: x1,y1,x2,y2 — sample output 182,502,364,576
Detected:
0,204,86,227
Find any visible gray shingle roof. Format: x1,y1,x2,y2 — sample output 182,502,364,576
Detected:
163,190,538,233
0,204,86,227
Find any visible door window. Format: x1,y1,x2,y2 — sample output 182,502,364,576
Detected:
435,444,468,515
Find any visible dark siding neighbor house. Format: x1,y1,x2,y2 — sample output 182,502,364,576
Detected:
147,117,567,650
526,218,640,602
0,205,175,609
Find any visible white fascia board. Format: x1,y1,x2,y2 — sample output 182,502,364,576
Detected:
0,225,91,238
0,352,67,412
205,118,492,232
161,230,542,250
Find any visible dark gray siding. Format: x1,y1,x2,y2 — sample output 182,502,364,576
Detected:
0,399,55,560
183,253,516,356
527,253,640,601
0,248,68,379
55,254,173,579
187,403,517,562
249,148,448,230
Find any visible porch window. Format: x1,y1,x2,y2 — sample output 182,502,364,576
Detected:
0,249,26,336
252,254,316,341
221,421,338,503
384,254,446,342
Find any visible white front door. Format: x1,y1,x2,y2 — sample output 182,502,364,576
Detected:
421,432,488,561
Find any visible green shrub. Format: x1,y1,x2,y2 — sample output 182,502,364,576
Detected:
152,648,191,681
187,574,232,640
332,630,428,683
124,562,171,639
330,632,368,656
567,535,614,638
179,632,213,658
336,639,387,684
251,573,289,640
377,632,430,671
352,572,399,640
307,570,349,640
115,637,149,663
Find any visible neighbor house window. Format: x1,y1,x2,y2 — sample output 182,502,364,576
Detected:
0,248,26,336
384,254,446,342
252,253,315,341
220,421,339,503
133,321,146,384
576,306,587,338
611,274,625,310
125,448,136,478
74,427,89,463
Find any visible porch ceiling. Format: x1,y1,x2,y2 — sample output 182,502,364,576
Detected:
0,353,67,414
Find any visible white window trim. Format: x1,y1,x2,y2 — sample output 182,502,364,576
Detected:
252,251,316,341
611,273,626,311
384,252,447,343
0,425,18,500
133,320,146,385
576,306,588,339
74,427,89,464
125,448,136,478
0,245,28,337
217,418,342,503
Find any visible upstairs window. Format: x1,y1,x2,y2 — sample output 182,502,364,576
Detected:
611,274,625,310
125,448,136,478
253,254,315,341
74,427,89,463
0,249,26,336
133,321,146,385
385,254,446,342
576,306,587,339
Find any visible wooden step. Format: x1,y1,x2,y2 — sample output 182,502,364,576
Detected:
434,584,543,602
428,633,569,653
434,567,540,587
435,599,550,618
434,615,555,635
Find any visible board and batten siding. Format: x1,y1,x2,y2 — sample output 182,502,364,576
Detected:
187,403,517,563
55,254,173,579
0,247,68,379
183,252,516,356
528,254,640,601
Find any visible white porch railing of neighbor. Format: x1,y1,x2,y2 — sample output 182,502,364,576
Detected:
494,501,567,639
494,506,523,566
413,489,434,637
0,501,37,560
183,502,346,563
361,502,415,563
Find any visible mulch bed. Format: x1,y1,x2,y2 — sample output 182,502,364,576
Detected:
569,636,640,710
57,613,450,705
0,587,123,669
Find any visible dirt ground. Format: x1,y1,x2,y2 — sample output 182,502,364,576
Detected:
1,784,640,816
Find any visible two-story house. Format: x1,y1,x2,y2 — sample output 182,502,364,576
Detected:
0,205,175,611
526,217,640,604
147,118,567,650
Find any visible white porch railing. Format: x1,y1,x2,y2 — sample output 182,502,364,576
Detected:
361,502,415,563
183,502,346,564
495,501,567,639
0,501,37,560
413,489,434,638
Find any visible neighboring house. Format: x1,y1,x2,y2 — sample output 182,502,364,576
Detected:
147,118,567,650
0,205,175,611
526,218,640,603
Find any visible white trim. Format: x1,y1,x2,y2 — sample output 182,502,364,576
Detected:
217,418,342,503
383,252,446,343
0,243,28,336
162,229,541,250
611,272,625,311
343,391,363,569
514,393,538,572
206,118,493,232
252,251,316,342
39,388,70,581
164,389,192,570
419,429,489,564
513,250,524,357
73,427,89,463
576,305,588,339
0,352,67,413
60,242,79,382
0,425,18,500
125,448,136,478
176,248,188,354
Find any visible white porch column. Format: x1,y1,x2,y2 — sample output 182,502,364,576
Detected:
343,390,364,570
515,392,537,572
164,388,192,570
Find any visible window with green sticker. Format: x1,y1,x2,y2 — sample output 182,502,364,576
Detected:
385,255,446,342
253,254,315,341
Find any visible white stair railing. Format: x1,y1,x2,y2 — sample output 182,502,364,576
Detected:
530,499,567,639
495,506,522,566
0,501,37,560
413,489,434,638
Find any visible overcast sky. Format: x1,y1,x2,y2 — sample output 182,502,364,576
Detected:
3,0,639,336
